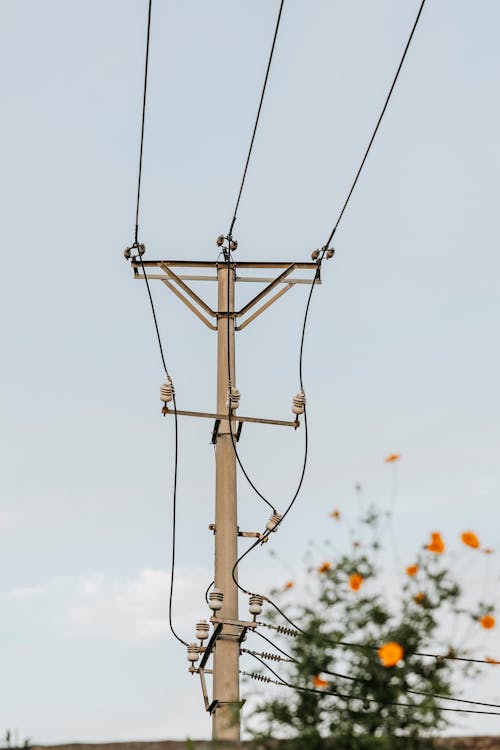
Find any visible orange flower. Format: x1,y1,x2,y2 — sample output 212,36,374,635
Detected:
349,573,364,591
385,453,401,463
378,642,404,667
284,581,294,590
427,532,445,554
329,509,341,521
406,564,419,577
485,656,500,665
461,531,480,549
318,561,331,574
312,674,329,688
413,592,425,605
480,615,496,630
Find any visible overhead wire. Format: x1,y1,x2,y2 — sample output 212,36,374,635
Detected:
227,0,285,238
322,0,427,250
256,620,500,667
243,652,500,717
131,0,187,648
230,0,429,633
243,643,500,710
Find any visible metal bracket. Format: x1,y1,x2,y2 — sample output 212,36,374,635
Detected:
238,530,264,540
208,699,246,716
211,418,243,444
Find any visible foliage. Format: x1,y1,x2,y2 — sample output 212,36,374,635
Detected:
247,508,492,750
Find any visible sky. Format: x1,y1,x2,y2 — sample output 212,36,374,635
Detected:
1,0,500,743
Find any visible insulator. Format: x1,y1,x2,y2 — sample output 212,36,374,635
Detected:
326,247,335,259
195,620,210,641
311,249,320,261
258,621,299,638
160,378,174,404
248,672,273,684
226,385,240,411
216,235,225,247
137,243,146,256
230,240,238,251
208,588,224,611
187,643,200,663
249,594,264,616
292,389,306,415
241,648,293,663
124,246,132,260
266,512,282,532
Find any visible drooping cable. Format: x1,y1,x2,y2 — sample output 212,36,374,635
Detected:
243,652,500,716
132,0,187,648
229,257,324,622
227,0,285,237
323,0,427,249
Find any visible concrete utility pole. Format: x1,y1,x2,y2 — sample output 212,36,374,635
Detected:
212,262,240,739
131,249,319,741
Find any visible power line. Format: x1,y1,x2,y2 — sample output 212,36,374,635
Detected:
227,0,286,237
323,0,427,249
134,0,153,246
242,653,500,717
230,0,429,647
257,620,500,667
244,641,500,710
130,0,187,649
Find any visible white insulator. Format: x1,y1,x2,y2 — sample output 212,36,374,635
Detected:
160,378,174,403
326,247,335,259
187,643,200,663
292,389,306,415
249,594,264,616
266,512,282,532
208,588,224,612
226,386,240,411
195,620,210,641
311,249,320,261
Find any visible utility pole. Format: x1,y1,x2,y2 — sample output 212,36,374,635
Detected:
130,246,322,741
212,261,240,739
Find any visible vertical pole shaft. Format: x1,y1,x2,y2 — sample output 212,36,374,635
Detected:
212,262,240,740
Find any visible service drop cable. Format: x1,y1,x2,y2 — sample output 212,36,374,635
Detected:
131,0,187,648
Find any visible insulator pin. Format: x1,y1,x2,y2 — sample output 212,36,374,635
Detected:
292,389,306,415
195,620,210,641
160,377,174,404
248,594,264,616
208,588,224,611
187,643,200,663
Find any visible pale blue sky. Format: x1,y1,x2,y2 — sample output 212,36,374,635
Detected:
1,0,499,742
